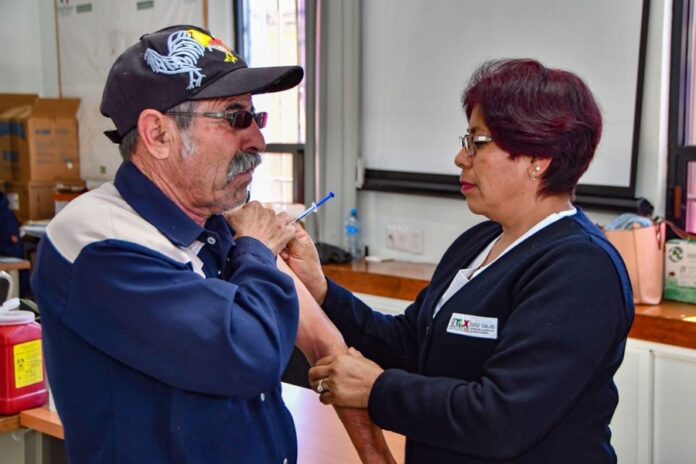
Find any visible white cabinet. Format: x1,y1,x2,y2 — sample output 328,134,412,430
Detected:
653,346,696,464
611,339,654,463
611,340,696,464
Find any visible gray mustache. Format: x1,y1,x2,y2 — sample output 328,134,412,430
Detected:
227,151,262,180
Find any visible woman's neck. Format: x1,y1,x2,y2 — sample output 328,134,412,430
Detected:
497,194,573,246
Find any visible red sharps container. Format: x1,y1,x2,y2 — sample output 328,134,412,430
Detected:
0,298,48,415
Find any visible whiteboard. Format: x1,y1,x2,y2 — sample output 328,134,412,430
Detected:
361,0,646,190
56,0,204,181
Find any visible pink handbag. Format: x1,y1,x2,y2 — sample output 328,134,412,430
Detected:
604,222,666,305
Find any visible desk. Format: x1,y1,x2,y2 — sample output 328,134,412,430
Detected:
0,258,31,272
324,260,696,350
19,408,62,440
0,413,20,434
18,383,406,463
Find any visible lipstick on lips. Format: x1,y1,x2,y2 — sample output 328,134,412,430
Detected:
460,182,475,195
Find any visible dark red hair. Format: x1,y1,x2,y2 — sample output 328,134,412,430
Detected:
462,59,602,197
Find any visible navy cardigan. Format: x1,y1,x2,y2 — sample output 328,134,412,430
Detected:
322,209,633,463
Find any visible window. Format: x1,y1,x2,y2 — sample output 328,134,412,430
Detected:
688,161,696,231
235,0,307,205
684,1,696,145
668,0,696,232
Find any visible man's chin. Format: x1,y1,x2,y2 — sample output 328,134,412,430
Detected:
226,174,253,205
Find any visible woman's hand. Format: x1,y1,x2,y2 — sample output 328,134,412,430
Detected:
280,220,328,304
308,348,384,409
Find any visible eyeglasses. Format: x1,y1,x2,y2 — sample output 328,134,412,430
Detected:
459,134,493,157
165,110,268,129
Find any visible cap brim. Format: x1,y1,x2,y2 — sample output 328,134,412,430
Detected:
192,65,304,100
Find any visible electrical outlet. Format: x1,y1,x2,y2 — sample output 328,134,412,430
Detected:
396,226,411,252
386,224,409,251
386,224,424,254
410,226,424,254
385,224,398,250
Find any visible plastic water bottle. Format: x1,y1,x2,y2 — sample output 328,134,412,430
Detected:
344,208,364,260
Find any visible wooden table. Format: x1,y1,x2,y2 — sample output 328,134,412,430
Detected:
0,413,20,434
19,407,63,440
0,258,31,272
17,383,405,463
324,260,696,350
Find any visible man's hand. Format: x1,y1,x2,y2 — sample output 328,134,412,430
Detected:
225,202,296,256
281,223,328,304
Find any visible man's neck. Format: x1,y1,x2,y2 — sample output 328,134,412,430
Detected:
131,155,209,227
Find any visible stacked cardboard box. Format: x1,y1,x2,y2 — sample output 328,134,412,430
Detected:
0,94,81,222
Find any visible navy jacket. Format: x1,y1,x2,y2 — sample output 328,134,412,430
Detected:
32,162,299,463
322,209,633,463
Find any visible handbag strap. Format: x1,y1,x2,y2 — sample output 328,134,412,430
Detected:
664,220,696,240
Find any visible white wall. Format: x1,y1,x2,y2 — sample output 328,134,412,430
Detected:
358,0,672,263
0,0,232,183
0,0,59,97
0,0,673,264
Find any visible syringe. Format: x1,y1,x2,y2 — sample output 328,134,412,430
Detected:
288,192,336,225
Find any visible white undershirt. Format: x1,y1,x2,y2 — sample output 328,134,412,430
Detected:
432,207,577,317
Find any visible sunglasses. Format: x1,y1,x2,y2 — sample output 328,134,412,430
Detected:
165,110,268,129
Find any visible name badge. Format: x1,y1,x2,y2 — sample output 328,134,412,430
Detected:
446,313,498,340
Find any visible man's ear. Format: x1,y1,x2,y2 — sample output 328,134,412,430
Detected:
137,110,176,160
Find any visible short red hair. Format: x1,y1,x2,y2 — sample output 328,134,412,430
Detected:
462,59,602,197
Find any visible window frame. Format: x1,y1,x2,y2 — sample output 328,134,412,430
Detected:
667,0,696,225
233,0,309,205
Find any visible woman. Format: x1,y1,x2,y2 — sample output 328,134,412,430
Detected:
284,59,633,463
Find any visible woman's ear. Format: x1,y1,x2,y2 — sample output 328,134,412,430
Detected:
137,110,176,160
530,157,552,174
528,157,552,181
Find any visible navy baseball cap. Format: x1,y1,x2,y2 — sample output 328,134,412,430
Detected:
100,24,304,143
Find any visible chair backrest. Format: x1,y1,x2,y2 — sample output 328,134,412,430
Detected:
0,271,13,304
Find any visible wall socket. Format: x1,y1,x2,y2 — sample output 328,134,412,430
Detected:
385,224,424,254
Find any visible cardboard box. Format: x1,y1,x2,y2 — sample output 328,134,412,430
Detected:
5,181,56,223
0,95,39,181
54,180,86,215
0,94,81,182
664,239,696,304
0,99,32,181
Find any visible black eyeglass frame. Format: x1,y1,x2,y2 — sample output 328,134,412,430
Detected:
165,110,268,129
459,134,493,157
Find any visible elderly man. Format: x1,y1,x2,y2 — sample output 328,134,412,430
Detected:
32,25,392,463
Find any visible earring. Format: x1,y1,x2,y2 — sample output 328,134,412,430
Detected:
529,165,541,181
